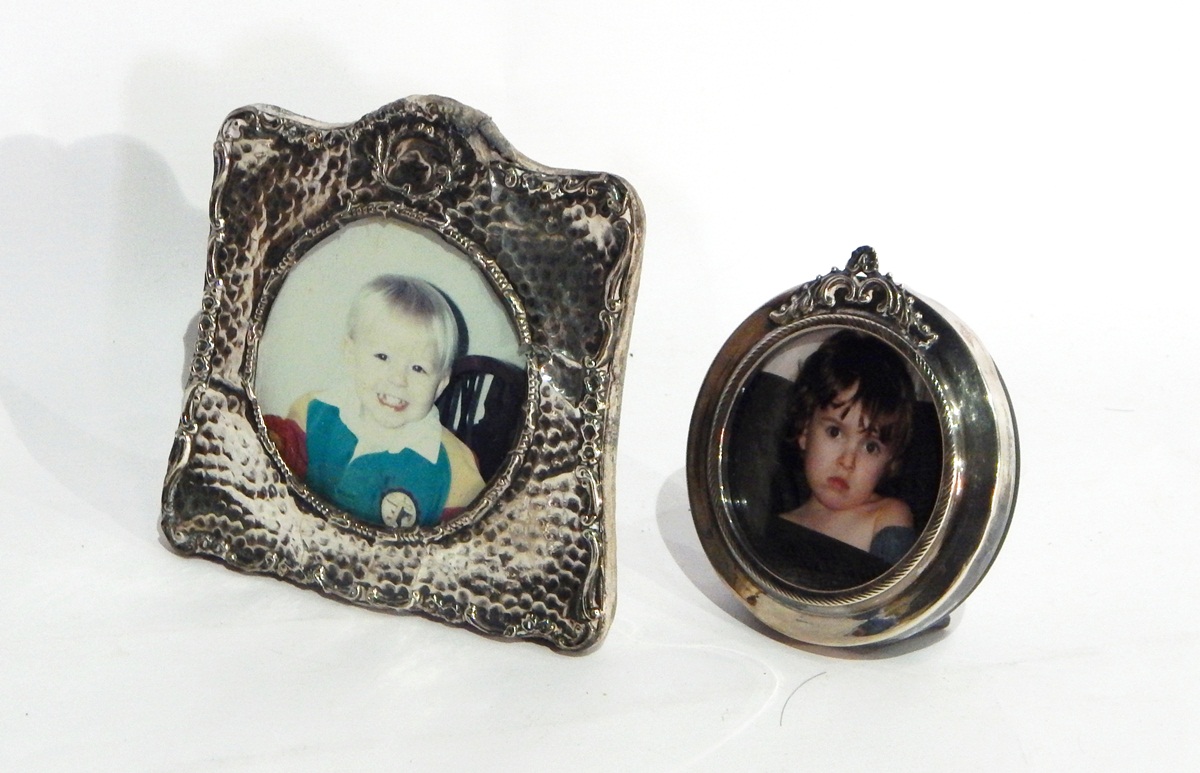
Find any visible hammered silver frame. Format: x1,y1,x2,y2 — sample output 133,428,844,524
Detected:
687,247,1017,648
162,96,643,652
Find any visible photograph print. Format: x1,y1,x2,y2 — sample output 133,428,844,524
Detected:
254,217,526,531
726,326,942,591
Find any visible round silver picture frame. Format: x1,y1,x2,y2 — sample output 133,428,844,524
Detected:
687,247,1018,648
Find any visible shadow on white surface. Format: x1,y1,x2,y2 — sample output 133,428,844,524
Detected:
654,467,764,630
180,310,201,389
0,134,206,540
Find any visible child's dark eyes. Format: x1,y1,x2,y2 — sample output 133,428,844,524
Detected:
370,353,432,375
865,440,883,455
824,424,840,438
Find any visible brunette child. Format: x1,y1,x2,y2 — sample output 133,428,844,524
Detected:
775,330,917,566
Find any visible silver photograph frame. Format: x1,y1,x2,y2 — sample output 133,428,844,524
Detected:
687,247,1017,648
162,96,644,652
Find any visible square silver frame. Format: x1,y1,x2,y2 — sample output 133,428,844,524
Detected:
687,247,1018,648
162,96,643,652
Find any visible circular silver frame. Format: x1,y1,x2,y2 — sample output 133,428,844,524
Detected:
687,247,1018,647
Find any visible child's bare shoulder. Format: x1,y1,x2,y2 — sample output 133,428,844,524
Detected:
872,496,914,531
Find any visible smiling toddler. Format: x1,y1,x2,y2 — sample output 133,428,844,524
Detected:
284,275,484,528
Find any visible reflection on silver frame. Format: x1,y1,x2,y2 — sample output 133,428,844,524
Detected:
687,247,1017,647
162,96,644,652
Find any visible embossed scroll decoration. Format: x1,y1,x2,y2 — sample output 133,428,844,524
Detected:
161,96,644,651
770,246,938,349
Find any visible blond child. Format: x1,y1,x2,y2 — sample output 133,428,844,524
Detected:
281,275,484,528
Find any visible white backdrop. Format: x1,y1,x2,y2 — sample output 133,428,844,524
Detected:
3,2,1198,770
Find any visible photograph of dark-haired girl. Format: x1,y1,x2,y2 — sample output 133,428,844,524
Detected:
728,329,942,591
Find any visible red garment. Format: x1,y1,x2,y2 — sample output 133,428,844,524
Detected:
264,415,308,479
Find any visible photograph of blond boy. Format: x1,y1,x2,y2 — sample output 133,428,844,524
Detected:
266,275,484,528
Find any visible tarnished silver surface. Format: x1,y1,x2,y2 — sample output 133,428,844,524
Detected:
687,247,1018,648
162,96,643,652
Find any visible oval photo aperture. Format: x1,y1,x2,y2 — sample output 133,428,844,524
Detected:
726,327,942,591
255,217,525,532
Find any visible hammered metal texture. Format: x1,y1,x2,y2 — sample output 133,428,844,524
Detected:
162,96,643,651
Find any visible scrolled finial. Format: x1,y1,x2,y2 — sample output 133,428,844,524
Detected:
846,245,878,276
